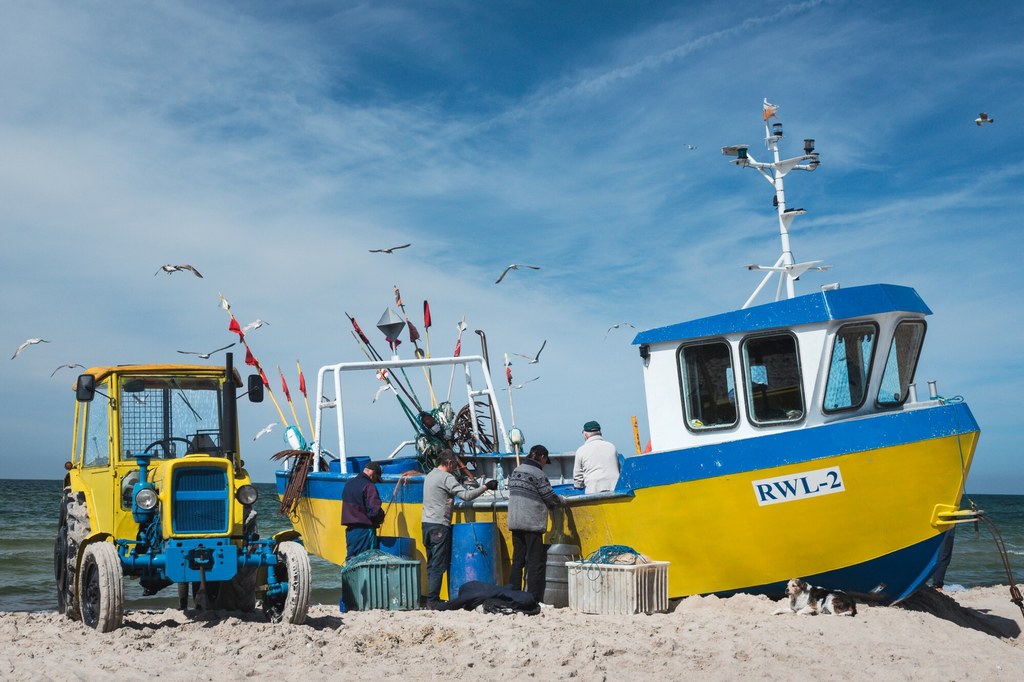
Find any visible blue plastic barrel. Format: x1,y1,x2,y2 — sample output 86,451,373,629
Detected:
378,536,415,559
449,522,500,599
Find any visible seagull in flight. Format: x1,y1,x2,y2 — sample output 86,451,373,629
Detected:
495,264,540,284
177,343,236,360
11,338,50,359
975,112,994,126
512,340,546,364
155,264,203,278
51,363,86,377
604,322,636,339
369,243,411,254
685,144,697,151
241,319,269,333
503,377,540,390
253,422,278,440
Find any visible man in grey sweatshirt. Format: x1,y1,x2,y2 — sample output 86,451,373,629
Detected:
508,444,564,602
421,449,497,607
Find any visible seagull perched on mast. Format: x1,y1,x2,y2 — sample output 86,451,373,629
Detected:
155,264,203,278
512,340,546,364
495,263,540,284
369,243,411,254
975,112,994,126
11,338,50,359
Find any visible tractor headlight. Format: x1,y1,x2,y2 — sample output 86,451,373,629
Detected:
236,484,259,505
135,487,159,510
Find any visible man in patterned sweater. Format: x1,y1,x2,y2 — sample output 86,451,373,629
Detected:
507,444,564,603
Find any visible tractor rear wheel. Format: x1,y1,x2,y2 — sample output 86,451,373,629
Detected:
262,541,311,625
55,488,89,622
79,542,124,632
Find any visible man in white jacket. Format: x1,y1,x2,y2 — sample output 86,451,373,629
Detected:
572,420,620,494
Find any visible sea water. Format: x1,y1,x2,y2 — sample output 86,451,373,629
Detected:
0,480,1020,612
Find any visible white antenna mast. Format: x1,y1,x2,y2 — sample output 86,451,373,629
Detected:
722,99,828,308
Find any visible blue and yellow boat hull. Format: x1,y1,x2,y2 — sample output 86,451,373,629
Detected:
278,400,977,603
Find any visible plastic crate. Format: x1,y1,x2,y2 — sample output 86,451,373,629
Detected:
566,561,669,615
341,557,421,611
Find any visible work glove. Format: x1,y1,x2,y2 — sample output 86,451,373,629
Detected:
484,479,499,491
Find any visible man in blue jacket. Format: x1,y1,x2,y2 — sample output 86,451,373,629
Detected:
508,444,564,603
341,461,385,561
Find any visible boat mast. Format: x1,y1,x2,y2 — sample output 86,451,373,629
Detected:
722,99,827,308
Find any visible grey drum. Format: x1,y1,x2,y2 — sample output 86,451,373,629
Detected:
543,544,580,607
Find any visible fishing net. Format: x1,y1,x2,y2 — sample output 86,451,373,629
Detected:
583,545,651,565
341,548,410,573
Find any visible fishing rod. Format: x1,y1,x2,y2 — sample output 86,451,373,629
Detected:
278,367,304,441
221,296,289,428
296,359,315,437
346,312,421,412
395,286,438,409
504,353,522,466
445,316,468,403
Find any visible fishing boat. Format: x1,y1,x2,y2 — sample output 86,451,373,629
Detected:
276,102,980,604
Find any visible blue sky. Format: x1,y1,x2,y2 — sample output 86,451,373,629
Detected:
2,0,1021,491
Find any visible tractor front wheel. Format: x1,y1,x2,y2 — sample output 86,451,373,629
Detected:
79,542,124,632
262,541,310,625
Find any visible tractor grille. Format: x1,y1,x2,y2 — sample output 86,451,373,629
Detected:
171,467,229,534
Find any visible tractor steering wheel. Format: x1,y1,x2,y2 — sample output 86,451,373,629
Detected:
143,437,191,458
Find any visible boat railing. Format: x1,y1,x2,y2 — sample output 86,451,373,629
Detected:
311,354,510,472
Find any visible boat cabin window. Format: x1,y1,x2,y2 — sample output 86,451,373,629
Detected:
742,333,804,425
877,320,926,406
823,323,878,412
679,340,738,430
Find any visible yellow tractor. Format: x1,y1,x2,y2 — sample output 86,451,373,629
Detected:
54,354,310,631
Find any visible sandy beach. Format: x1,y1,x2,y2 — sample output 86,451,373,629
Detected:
2,586,1022,680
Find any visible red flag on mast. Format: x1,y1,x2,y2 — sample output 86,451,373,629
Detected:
244,347,258,367
298,369,307,397
280,370,292,402
453,338,461,357
423,300,432,328
407,320,420,344
229,318,244,339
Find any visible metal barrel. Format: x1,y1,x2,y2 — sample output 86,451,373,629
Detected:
449,522,500,599
543,543,580,607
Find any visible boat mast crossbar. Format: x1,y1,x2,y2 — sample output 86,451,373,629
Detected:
722,100,828,308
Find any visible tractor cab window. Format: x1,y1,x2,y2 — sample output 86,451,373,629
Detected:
119,376,224,460
742,333,805,425
679,340,738,430
824,323,878,412
83,386,111,467
877,320,926,406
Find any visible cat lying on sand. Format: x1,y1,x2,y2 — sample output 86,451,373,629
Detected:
773,578,858,616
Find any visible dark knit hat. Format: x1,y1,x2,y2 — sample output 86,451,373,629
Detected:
364,461,382,476
583,420,601,433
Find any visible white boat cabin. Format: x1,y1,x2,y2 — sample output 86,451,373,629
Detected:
633,283,932,454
